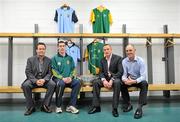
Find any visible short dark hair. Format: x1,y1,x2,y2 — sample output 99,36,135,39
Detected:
36,42,46,49
57,41,65,46
103,44,111,47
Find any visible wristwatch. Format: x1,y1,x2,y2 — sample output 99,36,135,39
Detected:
111,78,115,81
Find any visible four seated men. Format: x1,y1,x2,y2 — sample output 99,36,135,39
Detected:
22,42,148,119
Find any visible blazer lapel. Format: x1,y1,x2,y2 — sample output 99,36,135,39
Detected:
41,57,47,75
109,54,114,72
103,58,108,72
34,56,40,74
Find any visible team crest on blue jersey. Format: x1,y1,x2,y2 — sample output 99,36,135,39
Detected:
67,14,70,18
58,62,61,66
67,60,70,64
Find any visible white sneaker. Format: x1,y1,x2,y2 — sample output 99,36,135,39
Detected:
56,107,62,113
66,106,79,114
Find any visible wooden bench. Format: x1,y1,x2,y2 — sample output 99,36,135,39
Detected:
82,84,180,92
0,84,180,93
0,86,75,93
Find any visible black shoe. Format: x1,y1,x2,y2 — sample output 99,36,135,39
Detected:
134,108,142,119
123,104,133,112
112,109,119,117
24,107,35,116
88,107,101,114
41,105,52,113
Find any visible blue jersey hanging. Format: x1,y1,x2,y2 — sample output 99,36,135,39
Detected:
54,6,78,33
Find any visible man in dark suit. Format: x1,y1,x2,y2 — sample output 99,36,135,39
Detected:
88,44,123,117
21,42,56,116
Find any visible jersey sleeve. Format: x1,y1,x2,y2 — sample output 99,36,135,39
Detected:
109,12,113,25
54,10,58,22
70,57,77,78
90,10,95,23
77,46,80,60
84,48,89,61
72,10,78,23
51,56,63,79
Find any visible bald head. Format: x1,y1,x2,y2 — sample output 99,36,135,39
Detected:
125,44,136,60
126,44,135,50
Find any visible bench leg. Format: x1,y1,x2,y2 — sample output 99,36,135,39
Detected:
163,90,170,98
80,92,85,99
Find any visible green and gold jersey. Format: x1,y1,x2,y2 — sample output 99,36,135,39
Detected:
85,42,104,75
90,6,112,33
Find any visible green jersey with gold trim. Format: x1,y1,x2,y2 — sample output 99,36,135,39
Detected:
85,42,104,75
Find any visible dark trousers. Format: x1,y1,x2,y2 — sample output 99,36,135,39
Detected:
121,80,148,106
21,80,56,109
52,77,81,107
92,78,121,109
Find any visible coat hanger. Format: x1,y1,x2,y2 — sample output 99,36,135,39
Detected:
97,5,105,11
92,38,99,43
67,39,73,44
62,3,68,7
99,5,104,8
66,39,76,47
61,3,70,9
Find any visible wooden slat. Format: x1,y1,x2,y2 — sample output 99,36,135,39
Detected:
0,86,74,93
0,33,33,38
0,33,180,38
33,33,82,38
32,87,75,93
82,84,180,92
0,86,23,93
148,84,180,91
82,86,138,92
81,33,128,38
0,84,180,93
128,34,172,38
81,33,178,38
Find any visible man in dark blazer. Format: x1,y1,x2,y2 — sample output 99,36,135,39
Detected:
88,44,123,117
21,42,56,116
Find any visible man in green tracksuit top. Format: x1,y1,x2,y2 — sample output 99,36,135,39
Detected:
51,41,81,114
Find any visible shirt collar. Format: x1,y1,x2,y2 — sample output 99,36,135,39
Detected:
36,55,45,61
106,53,112,61
61,6,70,10
58,53,68,57
127,55,137,62
97,6,106,11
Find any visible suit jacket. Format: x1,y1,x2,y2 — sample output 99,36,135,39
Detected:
99,54,123,81
24,55,52,83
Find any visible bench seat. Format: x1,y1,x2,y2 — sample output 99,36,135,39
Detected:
0,84,180,93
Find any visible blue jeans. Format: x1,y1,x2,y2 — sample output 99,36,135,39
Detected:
52,77,81,107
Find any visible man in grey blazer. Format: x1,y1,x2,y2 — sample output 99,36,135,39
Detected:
21,42,56,116
88,44,123,117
